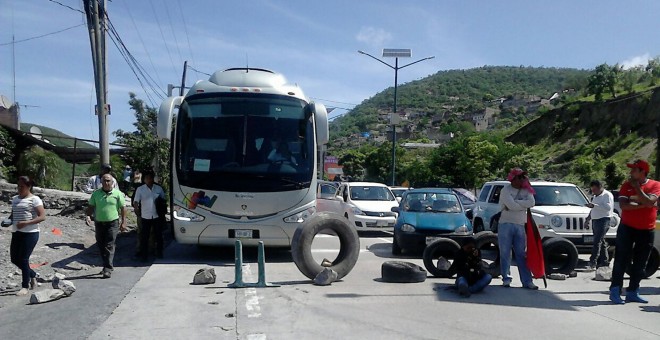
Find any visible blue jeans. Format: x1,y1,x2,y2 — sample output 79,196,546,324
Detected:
610,224,654,291
456,274,492,293
498,222,533,285
589,217,610,267
10,231,39,288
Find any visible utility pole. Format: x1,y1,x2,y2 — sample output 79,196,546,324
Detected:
83,0,110,165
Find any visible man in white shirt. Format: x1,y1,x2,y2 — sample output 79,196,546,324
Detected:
133,170,166,260
586,180,614,270
85,164,118,194
498,167,538,290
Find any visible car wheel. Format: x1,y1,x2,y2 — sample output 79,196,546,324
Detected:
291,212,360,280
542,237,578,274
473,219,484,233
392,236,402,255
423,238,460,278
381,261,427,283
475,231,501,278
625,246,660,279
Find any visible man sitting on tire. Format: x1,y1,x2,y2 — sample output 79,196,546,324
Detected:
450,237,492,297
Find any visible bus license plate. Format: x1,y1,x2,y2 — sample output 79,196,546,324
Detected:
235,230,253,238
583,235,594,244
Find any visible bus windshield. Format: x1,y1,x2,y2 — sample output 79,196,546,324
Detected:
175,93,314,192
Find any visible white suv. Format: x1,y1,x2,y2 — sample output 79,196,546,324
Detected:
472,180,619,246
335,182,399,229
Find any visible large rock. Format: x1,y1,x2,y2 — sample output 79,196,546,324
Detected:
30,289,66,304
313,268,338,286
52,277,76,296
595,267,612,281
193,268,216,285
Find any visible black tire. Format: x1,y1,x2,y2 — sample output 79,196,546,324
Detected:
625,246,660,279
542,237,578,274
423,238,460,278
381,261,427,283
475,232,501,278
473,219,484,233
392,236,402,255
291,212,360,280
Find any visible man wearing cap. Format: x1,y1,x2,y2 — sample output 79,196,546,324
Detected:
85,164,118,194
498,167,538,290
609,159,660,304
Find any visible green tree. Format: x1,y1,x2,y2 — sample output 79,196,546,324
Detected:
0,126,16,179
646,57,660,85
113,93,171,192
604,161,626,190
572,156,597,187
17,145,63,188
587,63,620,101
338,149,366,180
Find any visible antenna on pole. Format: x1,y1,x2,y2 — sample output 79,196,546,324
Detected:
246,53,249,72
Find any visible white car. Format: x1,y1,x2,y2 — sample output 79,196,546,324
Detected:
472,180,620,246
335,182,399,229
389,186,412,202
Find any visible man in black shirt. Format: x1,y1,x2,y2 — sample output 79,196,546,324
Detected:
450,237,492,297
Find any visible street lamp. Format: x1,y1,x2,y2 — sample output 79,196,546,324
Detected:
358,49,435,186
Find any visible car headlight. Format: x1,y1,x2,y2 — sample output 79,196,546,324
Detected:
401,223,416,232
551,216,563,228
349,204,365,215
454,225,470,235
284,207,316,223
173,204,205,222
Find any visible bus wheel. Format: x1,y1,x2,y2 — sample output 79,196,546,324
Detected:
291,212,360,280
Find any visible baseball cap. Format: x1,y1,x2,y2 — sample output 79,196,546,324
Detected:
507,167,527,181
626,159,650,174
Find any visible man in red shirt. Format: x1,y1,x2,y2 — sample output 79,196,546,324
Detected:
609,159,660,304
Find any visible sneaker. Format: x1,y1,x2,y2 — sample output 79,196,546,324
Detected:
16,288,29,296
625,290,648,304
458,282,471,297
29,277,37,290
524,282,539,290
502,280,511,288
102,270,112,279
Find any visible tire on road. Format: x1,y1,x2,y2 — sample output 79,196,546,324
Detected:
423,238,460,278
475,231,501,278
625,246,660,279
381,261,427,283
291,212,360,280
542,237,578,274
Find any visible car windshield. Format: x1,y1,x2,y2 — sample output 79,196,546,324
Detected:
391,189,407,198
349,186,395,201
533,185,588,206
403,192,462,213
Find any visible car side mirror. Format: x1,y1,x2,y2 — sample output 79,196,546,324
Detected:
391,206,399,213
465,209,473,220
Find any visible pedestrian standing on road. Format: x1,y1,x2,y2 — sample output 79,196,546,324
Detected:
498,167,538,290
609,159,660,304
7,176,46,296
133,170,166,260
585,180,614,270
121,165,132,194
449,236,492,297
85,164,118,194
86,173,127,278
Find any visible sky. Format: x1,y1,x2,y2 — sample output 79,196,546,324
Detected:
1,0,659,143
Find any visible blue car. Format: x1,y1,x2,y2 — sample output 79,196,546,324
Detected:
391,188,473,255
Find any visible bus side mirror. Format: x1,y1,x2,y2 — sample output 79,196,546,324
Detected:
158,96,183,139
311,102,329,145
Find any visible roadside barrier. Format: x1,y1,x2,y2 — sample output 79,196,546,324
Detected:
228,240,279,288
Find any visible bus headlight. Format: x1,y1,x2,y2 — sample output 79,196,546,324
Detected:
284,207,316,223
173,204,205,222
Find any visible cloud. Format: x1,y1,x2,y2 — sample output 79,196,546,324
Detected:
355,27,392,47
620,53,651,70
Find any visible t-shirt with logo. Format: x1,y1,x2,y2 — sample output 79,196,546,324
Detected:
619,179,660,230
11,195,43,233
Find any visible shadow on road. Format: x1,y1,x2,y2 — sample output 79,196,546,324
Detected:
366,242,422,259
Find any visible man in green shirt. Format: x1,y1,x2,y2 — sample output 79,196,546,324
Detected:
86,174,127,278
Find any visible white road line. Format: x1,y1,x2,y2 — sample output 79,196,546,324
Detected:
247,334,267,340
242,265,261,318
378,238,393,243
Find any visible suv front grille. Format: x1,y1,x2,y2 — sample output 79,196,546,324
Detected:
566,217,586,230
363,211,396,217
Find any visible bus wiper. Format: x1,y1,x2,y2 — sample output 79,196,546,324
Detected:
560,203,583,206
279,177,311,189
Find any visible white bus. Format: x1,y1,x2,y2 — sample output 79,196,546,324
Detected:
157,68,329,246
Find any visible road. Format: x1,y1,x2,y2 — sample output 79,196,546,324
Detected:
2,232,660,340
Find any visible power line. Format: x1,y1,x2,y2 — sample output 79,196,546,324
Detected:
148,0,178,75
187,64,211,76
162,0,184,67
0,24,85,46
118,0,163,87
177,0,198,78
309,97,359,107
47,0,84,14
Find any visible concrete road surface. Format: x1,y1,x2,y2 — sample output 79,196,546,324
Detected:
88,233,660,340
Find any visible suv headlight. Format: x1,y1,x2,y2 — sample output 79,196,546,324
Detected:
401,223,416,232
551,215,563,228
284,207,316,223
454,224,470,235
173,204,205,222
349,204,365,215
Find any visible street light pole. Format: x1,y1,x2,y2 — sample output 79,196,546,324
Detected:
358,50,434,186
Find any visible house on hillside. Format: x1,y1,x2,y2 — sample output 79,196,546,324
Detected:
0,95,19,130
465,107,499,131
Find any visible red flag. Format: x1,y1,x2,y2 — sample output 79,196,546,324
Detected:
525,209,547,287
